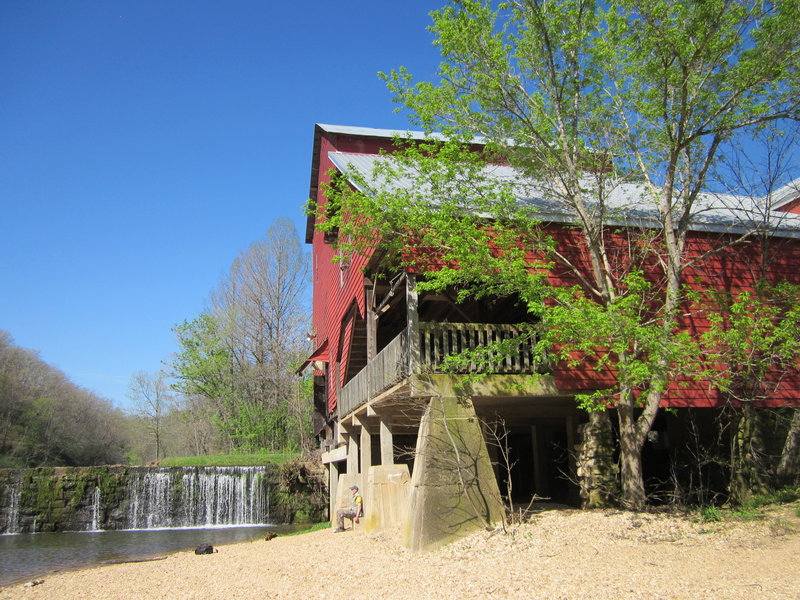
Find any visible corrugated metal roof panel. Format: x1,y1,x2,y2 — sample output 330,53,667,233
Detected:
317,123,486,144
328,150,800,238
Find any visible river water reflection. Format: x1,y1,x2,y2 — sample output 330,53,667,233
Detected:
0,524,304,587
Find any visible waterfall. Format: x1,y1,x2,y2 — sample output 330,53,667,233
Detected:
0,465,279,533
3,473,22,534
89,487,101,531
126,466,270,529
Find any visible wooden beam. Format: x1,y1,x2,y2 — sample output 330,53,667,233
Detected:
366,278,377,361
407,273,420,372
531,425,543,497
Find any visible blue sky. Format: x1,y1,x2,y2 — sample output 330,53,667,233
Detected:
1,1,442,409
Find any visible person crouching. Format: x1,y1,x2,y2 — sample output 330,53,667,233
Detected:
334,485,362,532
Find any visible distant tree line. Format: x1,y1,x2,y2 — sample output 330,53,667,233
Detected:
0,330,129,467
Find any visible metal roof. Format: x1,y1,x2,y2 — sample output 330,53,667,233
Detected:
328,150,800,239
316,123,485,144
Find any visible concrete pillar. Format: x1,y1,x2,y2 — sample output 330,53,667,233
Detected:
379,414,394,465
342,424,358,475
328,461,340,523
405,396,504,552
358,417,372,489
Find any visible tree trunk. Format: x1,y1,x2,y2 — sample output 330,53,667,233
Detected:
617,402,647,510
777,409,800,486
576,410,618,508
729,404,769,505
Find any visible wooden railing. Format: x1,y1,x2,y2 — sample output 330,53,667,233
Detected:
338,322,535,417
418,322,535,373
338,327,410,418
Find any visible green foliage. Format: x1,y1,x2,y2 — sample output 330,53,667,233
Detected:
170,314,307,453
283,521,332,536
0,330,131,467
275,459,328,523
730,507,762,521
159,452,298,467
700,505,722,522
738,486,800,510
171,314,236,403
698,282,800,403
700,487,799,522
169,220,312,456
318,0,800,509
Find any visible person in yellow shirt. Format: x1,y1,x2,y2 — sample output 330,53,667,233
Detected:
334,485,362,532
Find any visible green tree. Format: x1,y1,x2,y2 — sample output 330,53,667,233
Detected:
171,219,312,453
699,283,800,501
0,330,130,467
324,0,800,508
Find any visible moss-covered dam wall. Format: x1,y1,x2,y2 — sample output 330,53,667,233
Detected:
0,464,327,534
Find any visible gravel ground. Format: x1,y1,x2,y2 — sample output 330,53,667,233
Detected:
3,505,798,600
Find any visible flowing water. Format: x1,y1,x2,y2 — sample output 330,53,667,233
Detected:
0,465,312,586
126,466,269,529
0,524,304,587
1,466,274,534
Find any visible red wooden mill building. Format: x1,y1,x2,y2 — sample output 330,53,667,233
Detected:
301,124,800,551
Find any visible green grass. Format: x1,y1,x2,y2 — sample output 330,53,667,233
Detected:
699,486,800,524
282,521,331,536
731,507,763,521
159,452,299,467
741,487,800,510
699,505,722,522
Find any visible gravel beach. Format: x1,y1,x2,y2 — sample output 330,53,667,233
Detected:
3,506,798,600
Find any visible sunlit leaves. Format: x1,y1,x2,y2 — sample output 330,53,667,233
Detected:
698,282,800,402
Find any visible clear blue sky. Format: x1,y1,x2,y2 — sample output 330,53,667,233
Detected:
1,1,442,409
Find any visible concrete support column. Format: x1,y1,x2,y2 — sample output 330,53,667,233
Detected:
328,461,340,523
405,396,504,552
342,424,358,475
357,417,372,489
379,414,394,465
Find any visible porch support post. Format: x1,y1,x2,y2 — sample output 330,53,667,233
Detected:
406,273,420,371
531,425,543,497
366,277,378,361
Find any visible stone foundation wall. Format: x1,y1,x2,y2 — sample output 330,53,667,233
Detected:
1,463,327,534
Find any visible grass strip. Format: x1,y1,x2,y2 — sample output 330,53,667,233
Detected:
282,521,331,536
159,452,298,467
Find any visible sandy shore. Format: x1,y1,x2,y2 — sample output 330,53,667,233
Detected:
3,506,798,600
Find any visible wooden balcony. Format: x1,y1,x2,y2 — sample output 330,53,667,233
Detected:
337,322,536,417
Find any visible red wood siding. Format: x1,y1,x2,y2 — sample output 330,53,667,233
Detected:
310,132,398,414
540,228,800,407
777,196,800,214
308,127,800,413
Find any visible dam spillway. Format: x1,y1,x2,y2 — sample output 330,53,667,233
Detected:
0,465,275,533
